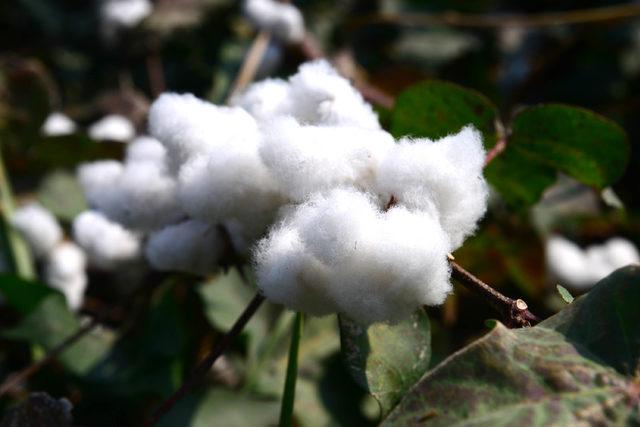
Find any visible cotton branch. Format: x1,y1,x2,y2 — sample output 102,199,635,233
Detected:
449,259,540,327
145,293,265,426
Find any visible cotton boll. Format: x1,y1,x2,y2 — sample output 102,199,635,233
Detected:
73,211,142,270
584,246,613,280
376,126,488,249
230,78,293,123
101,0,152,40
244,0,305,43
603,237,640,269
145,220,224,275
100,162,183,231
11,203,63,258
41,112,77,136
77,160,124,208
45,242,87,310
253,225,338,316
125,136,167,166
288,60,381,129
88,114,136,142
148,93,259,173
260,118,394,201
255,188,453,324
546,235,593,289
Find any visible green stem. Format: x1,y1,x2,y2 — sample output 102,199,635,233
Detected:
279,311,304,427
0,146,34,279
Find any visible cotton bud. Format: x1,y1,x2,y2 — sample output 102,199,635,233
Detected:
375,126,488,249
73,211,142,270
255,188,452,324
41,112,77,136
45,242,87,310
259,117,394,201
243,0,305,43
88,114,136,142
145,220,224,276
11,203,63,258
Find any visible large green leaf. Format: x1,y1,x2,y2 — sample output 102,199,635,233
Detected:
2,288,114,376
391,80,498,145
340,310,431,417
383,266,640,426
509,105,629,188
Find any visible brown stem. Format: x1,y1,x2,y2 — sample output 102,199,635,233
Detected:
146,48,166,98
145,293,265,426
484,138,507,166
348,4,640,30
0,318,99,397
449,260,540,328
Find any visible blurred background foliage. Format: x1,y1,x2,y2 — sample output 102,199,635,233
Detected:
0,0,639,425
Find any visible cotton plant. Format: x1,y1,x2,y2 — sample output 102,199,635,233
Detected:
73,59,489,325
546,235,640,290
88,114,136,143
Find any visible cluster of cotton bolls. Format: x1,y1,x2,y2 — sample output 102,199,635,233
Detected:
546,235,640,290
243,0,305,43
75,60,488,324
11,203,86,310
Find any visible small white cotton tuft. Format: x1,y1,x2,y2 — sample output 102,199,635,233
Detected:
125,136,167,166
11,203,63,258
73,211,142,270
41,112,77,136
45,242,87,310
254,188,452,324
375,126,488,249
244,0,305,43
145,220,223,276
101,0,152,40
88,114,136,142
77,160,124,208
546,235,640,290
230,78,293,123
148,93,259,173
287,60,381,129
260,118,394,201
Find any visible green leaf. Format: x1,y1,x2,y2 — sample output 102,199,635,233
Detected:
509,105,629,188
556,284,574,304
3,293,114,376
382,266,640,426
0,274,55,314
37,170,87,221
339,310,431,417
391,80,498,145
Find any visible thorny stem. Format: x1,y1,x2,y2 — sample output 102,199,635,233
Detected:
348,3,640,30
0,318,99,397
145,293,265,426
449,260,540,328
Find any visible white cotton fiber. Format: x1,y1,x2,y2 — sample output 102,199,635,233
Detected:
375,126,488,249
41,112,77,136
287,60,381,129
254,188,452,324
101,0,152,40
77,160,182,231
11,203,63,258
88,114,136,142
125,136,167,166
148,93,259,173
546,235,640,289
145,220,223,275
73,211,142,270
45,242,87,310
244,0,305,43
260,118,394,201
178,145,283,231
230,78,293,123
77,160,124,208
